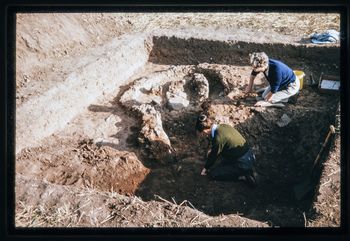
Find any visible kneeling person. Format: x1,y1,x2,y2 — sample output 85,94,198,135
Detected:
245,52,300,106
196,114,258,187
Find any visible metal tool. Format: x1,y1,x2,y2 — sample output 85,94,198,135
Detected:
293,125,336,200
310,73,319,87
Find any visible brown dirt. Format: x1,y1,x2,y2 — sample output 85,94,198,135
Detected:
16,136,150,195
128,64,339,226
15,12,341,228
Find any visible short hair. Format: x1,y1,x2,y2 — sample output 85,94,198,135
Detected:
249,52,269,69
195,114,212,132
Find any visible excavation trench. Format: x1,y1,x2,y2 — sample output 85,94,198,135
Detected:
16,35,340,226
119,65,339,227
118,36,339,226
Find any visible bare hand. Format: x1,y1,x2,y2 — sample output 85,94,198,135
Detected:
201,168,207,176
264,91,273,101
254,100,268,107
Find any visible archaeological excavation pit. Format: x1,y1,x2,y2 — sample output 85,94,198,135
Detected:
16,33,340,227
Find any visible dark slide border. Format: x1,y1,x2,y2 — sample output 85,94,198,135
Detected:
1,1,349,240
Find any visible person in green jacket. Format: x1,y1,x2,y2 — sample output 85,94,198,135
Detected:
195,114,258,187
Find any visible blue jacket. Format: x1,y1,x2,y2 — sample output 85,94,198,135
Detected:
266,59,296,93
251,59,295,93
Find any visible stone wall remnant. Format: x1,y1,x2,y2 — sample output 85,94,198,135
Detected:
135,104,173,162
166,79,190,110
192,73,209,104
120,67,193,163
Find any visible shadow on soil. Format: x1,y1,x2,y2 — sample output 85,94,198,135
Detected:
132,91,338,227
84,36,340,226
87,82,143,152
87,76,338,227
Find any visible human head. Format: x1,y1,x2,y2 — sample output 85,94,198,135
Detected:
249,52,269,72
195,114,213,134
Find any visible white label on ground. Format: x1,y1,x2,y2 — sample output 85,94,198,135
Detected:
320,80,340,90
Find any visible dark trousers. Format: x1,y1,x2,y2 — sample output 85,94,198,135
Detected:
208,149,255,181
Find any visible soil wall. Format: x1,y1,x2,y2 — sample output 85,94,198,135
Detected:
149,35,340,66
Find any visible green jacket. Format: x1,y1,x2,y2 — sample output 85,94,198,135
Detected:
205,124,249,169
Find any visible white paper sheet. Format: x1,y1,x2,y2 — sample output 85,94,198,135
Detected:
320,79,340,90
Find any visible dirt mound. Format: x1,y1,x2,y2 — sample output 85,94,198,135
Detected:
16,136,150,195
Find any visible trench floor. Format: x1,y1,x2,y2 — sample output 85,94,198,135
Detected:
16,62,339,226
